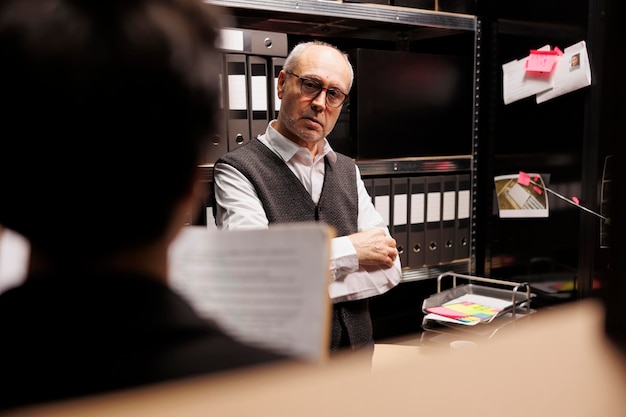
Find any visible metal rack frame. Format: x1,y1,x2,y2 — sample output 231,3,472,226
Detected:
202,0,482,281
205,0,476,32
434,272,532,319
419,272,534,344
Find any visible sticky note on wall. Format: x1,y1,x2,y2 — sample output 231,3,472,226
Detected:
525,49,560,73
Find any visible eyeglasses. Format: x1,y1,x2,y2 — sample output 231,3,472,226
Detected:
285,70,349,108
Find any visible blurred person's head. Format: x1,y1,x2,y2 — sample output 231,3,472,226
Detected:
0,0,224,269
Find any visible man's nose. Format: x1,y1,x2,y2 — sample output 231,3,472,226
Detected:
310,88,328,108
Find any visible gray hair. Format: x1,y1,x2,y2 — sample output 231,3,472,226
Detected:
283,40,354,90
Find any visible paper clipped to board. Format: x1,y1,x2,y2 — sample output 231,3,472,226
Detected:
536,41,591,103
168,222,335,364
494,173,549,218
502,40,591,105
502,44,555,105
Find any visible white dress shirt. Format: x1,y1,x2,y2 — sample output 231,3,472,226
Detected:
213,122,402,303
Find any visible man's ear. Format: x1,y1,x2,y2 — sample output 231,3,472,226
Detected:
277,70,286,100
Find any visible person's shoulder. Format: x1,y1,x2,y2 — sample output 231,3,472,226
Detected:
216,139,278,170
217,139,263,161
332,151,356,168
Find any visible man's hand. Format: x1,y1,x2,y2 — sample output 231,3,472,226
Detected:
348,228,398,268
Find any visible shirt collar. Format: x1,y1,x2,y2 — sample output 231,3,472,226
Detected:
264,121,337,164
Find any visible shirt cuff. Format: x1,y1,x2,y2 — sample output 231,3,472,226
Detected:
329,235,358,280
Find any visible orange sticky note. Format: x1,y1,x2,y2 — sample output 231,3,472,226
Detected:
533,185,543,195
518,171,530,186
525,50,559,73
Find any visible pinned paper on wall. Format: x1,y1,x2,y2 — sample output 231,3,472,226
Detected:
502,45,555,105
536,41,592,103
495,171,609,222
502,40,591,105
494,173,549,218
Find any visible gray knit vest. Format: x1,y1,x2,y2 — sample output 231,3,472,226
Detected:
215,139,372,351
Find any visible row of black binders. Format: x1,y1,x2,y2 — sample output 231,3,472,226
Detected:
364,173,471,270
203,28,289,164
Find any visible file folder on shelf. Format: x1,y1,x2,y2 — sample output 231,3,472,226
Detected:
424,176,442,266
224,53,250,151
408,176,426,269
391,177,409,268
247,55,270,140
219,28,288,57
270,57,285,120
455,173,471,260
204,55,228,164
440,175,457,263
373,178,391,230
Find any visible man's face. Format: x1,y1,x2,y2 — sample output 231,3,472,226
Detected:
274,45,352,148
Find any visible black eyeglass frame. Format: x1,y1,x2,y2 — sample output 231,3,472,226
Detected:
285,70,349,108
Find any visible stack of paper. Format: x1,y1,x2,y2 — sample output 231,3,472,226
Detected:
424,293,513,326
502,40,591,105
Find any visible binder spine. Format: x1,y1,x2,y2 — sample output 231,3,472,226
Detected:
247,55,270,140
424,176,442,266
224,54,249,151
408,176,426,269
373,178,391,230
203,53,228,164
440,175,457,263
391,177,409,268
455,173,471,260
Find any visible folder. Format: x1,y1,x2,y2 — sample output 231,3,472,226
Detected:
219,28,288,57
408,176,426,269
247,55,270,141
270,57,285,120
203,53,228,164
373,178,391,229
455,173,471,260
424,176,442,266
391,177,409,268
224,53,250,151
440,175,457,263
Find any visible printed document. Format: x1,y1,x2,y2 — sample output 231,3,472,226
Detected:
168,223,334,363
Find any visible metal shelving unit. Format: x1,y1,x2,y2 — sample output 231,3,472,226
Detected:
203,0,481,282
205,0,476,33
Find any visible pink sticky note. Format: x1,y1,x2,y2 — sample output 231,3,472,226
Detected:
518,171,530,186
525,50,559,73
572,196,580,205
426,306,467,319
533,185,543,195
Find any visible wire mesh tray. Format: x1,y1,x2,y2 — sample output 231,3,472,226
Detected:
422,272,534,327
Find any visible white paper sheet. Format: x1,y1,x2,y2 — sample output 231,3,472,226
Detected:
502,45,554,105
168,223,333,363
536,40,591,103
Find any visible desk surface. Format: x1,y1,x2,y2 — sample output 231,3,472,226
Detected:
7,300,626,417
